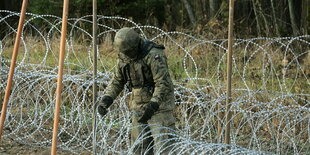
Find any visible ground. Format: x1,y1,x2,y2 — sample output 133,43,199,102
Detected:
0,139,80,155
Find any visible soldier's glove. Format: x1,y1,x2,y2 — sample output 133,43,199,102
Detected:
97,96,113,117
138,101,159,123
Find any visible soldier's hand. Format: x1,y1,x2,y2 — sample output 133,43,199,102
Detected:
138,101,159,123
97,96,113,116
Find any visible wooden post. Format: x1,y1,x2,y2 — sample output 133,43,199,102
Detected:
217,103,223,143
224,0,235,145
51,0,69,154
92,0,98,154
0,0,28,141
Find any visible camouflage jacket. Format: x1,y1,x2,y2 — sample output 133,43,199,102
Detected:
104,40,174,104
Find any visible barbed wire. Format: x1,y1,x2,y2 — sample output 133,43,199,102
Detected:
0,10,309,154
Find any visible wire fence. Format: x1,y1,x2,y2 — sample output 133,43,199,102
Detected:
0,10,309,154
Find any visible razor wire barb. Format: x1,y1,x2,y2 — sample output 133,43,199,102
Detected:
0,10,309,154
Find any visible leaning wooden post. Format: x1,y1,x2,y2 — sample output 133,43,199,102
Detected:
0,0,28,141
51,0,69,154
92,0,98,154
224,0,235,145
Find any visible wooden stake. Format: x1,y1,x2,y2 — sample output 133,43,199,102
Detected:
51,0,69,154
0,0,28,141
225,0,235,145
217,103,223,143
92,0,98,154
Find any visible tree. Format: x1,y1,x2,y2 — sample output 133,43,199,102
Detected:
0,0,309,37
270,0,281,36
301,0,309,34
181,0,196,27
0,0,21,11
209,0,220,19
288,0,299,36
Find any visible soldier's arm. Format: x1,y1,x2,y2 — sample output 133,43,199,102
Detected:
104,61,126,99
147,49,174,103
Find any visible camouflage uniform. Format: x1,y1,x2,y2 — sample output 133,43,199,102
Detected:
101,28,176,155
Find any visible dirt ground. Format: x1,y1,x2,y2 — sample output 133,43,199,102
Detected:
0,139,84,155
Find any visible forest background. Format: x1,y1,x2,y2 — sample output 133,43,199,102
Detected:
0,0,309,39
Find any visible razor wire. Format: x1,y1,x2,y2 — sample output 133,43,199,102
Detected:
0,10,309,154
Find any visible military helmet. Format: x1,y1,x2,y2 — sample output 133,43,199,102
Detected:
114,27,141,58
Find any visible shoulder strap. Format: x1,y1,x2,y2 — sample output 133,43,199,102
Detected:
138,39,165,59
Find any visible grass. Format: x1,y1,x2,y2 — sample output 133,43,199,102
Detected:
1,35,309,98
1,35,309,154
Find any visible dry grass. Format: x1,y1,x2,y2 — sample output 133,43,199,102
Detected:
1,35,309,95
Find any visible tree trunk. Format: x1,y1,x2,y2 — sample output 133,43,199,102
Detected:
181,0,196,27
257,0,270,35
288,0,299,36
209,0,220,19
165,0,181,30
301,0,309,34
201,0,207,18
252,0,261,36
271,0,281,36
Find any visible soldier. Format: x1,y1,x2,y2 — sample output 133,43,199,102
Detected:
97,27,176,155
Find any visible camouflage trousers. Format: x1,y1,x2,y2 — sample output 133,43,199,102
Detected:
130,88,176,155
131,110,176,155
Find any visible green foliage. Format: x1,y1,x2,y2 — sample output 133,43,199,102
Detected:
28,0,62,16
28,0,165,19
27,0,168,31
4,0,310,37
